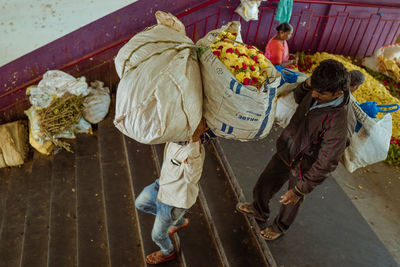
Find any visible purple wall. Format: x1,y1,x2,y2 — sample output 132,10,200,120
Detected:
1,0,400,122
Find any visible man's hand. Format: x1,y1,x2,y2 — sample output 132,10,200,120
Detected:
192,118,208,142
306,78,311,88
280,190,301,205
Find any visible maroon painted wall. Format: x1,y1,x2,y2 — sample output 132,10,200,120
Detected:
1,0,400,123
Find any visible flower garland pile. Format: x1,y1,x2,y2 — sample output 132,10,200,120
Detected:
366,69,400,165
299,52,400,139
294,51,400,165
210,31,275,89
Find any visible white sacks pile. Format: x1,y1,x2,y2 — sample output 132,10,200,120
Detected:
197,22,281,140
114,12,202,144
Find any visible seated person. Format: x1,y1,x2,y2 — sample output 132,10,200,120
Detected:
264,23,296,67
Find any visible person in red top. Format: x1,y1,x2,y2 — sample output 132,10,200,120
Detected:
265,23,296,67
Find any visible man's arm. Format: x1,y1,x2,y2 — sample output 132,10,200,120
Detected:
295,126,347,195
294,78,312,104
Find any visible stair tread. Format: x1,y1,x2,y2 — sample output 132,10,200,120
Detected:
98,114,145,267
47,141,78,267
20,152,52,267
0,162,32,267
199,144,268,267
75,133,110,267
0,167,11,234
124,139,182,267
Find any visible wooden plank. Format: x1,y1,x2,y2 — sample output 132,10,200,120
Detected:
199,144,268,267
0,167,11,231
75,133,110,267
20,152,53,267
47,142,78,267
98,111,145,267
124,139,182,267
0,162,32,267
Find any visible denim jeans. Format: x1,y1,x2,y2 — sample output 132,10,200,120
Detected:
135,179,187,255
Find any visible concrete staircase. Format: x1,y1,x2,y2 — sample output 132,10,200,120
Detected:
0,101,273,267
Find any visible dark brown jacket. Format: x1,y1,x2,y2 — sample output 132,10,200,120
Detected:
276,82,356,194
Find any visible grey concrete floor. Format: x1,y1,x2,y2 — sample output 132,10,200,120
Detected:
333,162,400,264
219,125,399,266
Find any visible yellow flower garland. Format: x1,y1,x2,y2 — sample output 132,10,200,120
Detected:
210,31,276,88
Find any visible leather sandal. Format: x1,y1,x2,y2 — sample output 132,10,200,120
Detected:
145,250,177,264
236,202,266,222
168,218,189,235
260,226,282,241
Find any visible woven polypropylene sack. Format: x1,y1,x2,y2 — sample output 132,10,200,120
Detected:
114,25,202,144
197,22,281,141
342,114,392,173
274,72,308,128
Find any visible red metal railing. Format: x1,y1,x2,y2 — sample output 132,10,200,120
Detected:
181,0,400,57
1,0,400,118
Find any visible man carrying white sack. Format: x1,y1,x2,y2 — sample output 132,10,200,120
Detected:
236,60,357,241
135,118,214,264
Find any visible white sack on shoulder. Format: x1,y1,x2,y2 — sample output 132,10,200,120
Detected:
114,21,202,144
275,72,308,128
197,21,280,141
275,92,297,128
342,114,392,173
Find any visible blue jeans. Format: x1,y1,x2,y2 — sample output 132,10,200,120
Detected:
135,179,187,255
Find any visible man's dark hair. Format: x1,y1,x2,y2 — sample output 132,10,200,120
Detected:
276,23,293,33
311,59,350,95
349,70,365,87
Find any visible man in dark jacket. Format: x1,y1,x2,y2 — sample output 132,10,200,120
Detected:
237,59,357,240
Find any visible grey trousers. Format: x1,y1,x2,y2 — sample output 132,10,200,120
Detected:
252,154,304,233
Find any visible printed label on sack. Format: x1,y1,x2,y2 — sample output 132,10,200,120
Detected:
236,113,259,122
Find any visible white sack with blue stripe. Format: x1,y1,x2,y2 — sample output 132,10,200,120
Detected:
197,22,281,140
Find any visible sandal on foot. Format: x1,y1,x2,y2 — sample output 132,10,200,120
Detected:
145,250,176,264
260,226,282,241
168,218,189,236
236,202,266,222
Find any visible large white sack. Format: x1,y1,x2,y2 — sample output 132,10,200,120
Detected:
197,22,281,140
235,0,263,22
275,92,297,128
275,72,308,128
114,24,202,144
342,114,392,173
363,43,400,80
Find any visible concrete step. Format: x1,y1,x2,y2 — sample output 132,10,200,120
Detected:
0,98,273,267
97,107,145,266
47,141,78,267
75,133,109,267
0,162,32,267
20,152,52,267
